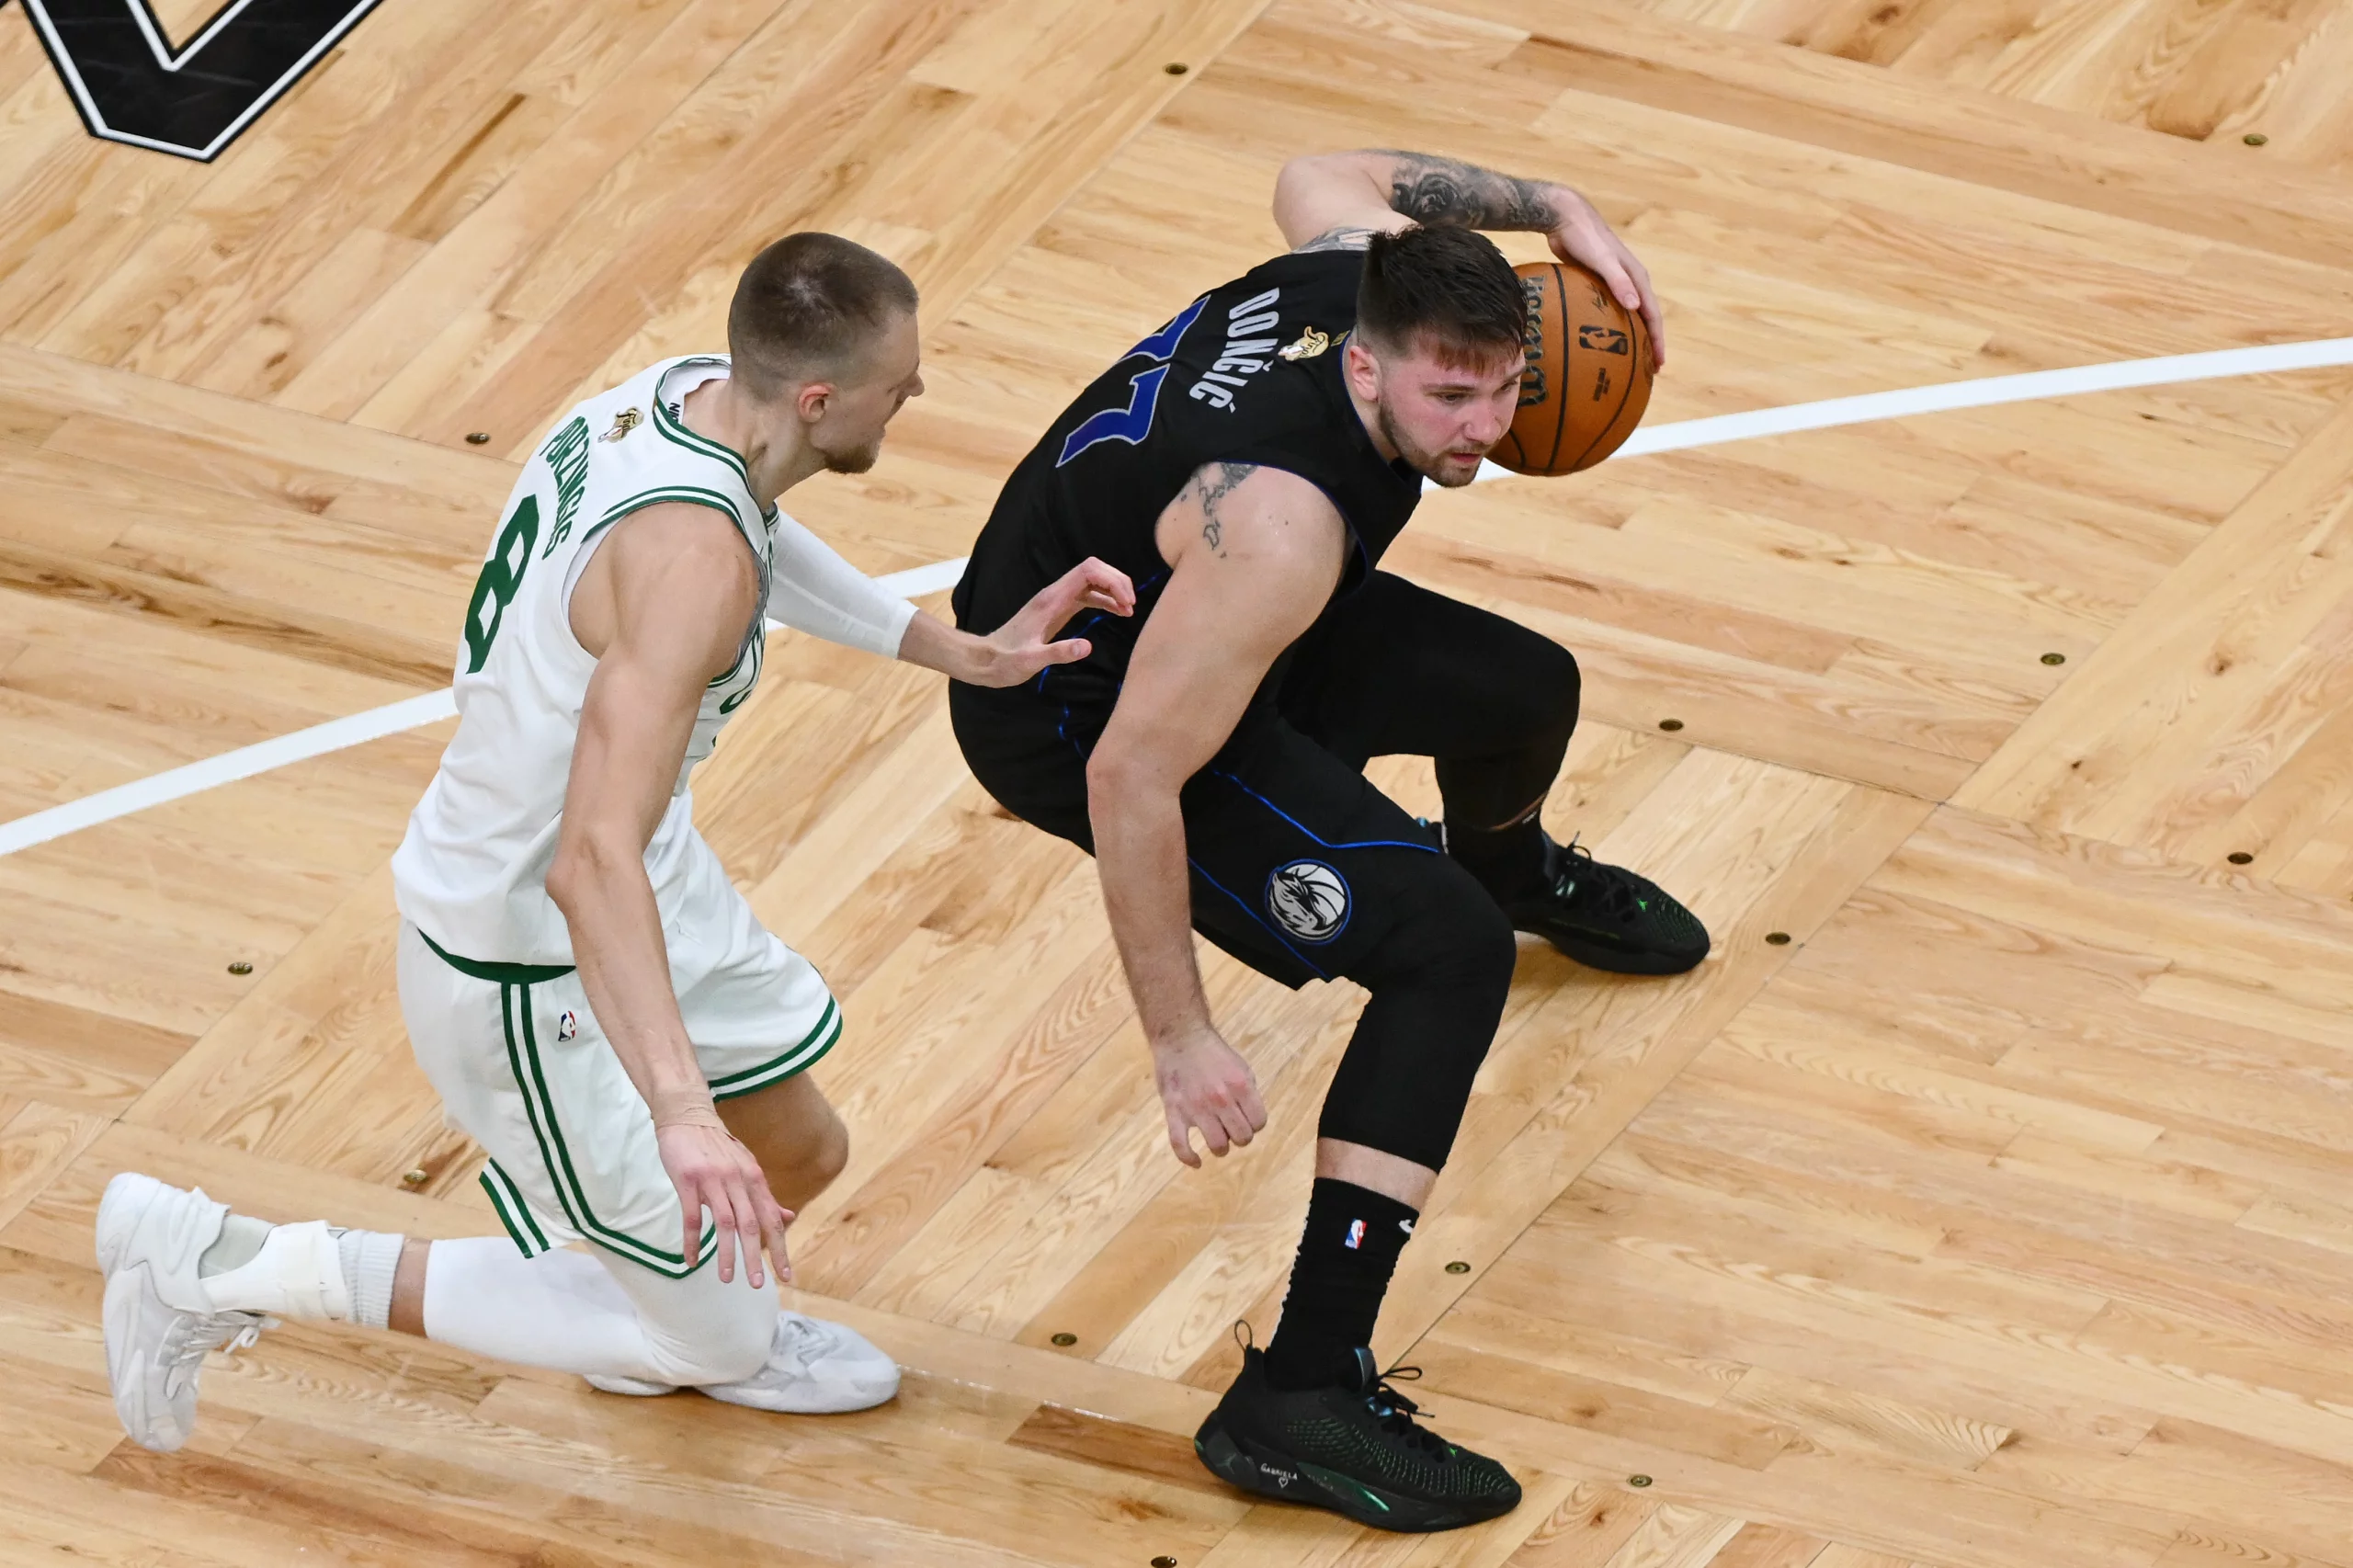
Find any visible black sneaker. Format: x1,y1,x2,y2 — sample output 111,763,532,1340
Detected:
1194,1346,1521,1533
1504,834,1709,974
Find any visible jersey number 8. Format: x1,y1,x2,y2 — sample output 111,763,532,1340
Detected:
463,494,540,674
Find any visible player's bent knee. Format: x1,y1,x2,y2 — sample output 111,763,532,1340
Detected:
769,1104,849,1203
608,1243,781,1387
1523,634,1582,739
643,1272,776,1386
703,1301,778,1385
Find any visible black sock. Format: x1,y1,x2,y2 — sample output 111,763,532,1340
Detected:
1264,1178,1419,1392
1445,818,1548,903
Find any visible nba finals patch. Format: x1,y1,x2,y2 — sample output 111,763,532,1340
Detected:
601,407,642,441
1267,859,1349,944
557,1010,578,1041
1277,326,1330,361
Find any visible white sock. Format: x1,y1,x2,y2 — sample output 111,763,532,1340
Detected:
338,1229,404,1330
200,1220,404,1329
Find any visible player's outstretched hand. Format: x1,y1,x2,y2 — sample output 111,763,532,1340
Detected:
1152,1024,1268,1168
655,1119,794,1289
1546,190,1665,372
972,556,1135,687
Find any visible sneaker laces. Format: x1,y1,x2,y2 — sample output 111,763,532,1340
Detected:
1551,837,1644,926
771,1312,833,1371
158,1311,268,1395
1363,1364,1452,1460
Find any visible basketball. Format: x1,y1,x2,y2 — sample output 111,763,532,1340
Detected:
1491,259,1654,476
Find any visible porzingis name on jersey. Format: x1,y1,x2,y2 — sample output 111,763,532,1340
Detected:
540,416,592,558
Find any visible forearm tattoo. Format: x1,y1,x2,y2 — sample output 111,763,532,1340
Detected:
1189,461,1255,558
1380,150,1561,231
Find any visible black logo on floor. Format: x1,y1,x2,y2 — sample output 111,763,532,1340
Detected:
11,0,386,162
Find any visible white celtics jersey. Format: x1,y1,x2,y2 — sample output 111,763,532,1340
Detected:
392,357,775,966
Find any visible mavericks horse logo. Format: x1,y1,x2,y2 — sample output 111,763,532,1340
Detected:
1266,859,1349,945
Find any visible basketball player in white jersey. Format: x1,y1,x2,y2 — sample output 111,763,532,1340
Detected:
96,233,1134,1450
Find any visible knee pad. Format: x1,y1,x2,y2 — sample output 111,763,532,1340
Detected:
1321,865,1518,1171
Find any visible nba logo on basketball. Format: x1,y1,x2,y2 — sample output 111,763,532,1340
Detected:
1344,1219,1366,1250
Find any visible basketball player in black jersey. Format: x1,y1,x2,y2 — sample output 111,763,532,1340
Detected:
949,148,1705,1532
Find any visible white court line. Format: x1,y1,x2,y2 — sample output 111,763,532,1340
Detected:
4,335,2350,859
0,561,966,858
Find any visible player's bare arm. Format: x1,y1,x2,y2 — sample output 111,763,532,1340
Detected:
1085,463,1347,1167
1274,147,1665,369
551,501,791,1290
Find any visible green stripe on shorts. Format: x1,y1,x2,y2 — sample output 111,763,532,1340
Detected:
501,980,716,1278
479,1160,551,1257
709,997,842,1101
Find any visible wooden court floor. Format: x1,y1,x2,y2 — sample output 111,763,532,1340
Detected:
5,0,2353,1563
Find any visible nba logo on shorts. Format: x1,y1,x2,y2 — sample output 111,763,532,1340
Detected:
1344,1219,1366,1250
1267,859,1349,944
557,1010,577,1041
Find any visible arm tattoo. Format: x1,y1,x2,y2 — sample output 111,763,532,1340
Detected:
1293,225,1378,254
1379,150,1560,232
1190,461,1255,558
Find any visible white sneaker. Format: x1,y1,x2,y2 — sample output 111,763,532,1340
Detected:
585,1310,900,1414
96,1173,276,1452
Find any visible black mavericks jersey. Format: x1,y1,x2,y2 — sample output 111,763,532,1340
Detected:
952,249,1423,716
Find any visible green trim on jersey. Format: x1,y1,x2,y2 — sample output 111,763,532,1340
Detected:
708,997,842,1101
583,483,769,691
500,980,717,1278
651,385,754,490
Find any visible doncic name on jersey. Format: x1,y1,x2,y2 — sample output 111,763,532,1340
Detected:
1187,288,1285,411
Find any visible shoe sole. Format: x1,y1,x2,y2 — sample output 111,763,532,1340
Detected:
585,1375,679,1397
1518,925,1706,976
586,1372,900,1413
1194,1415,1514,1533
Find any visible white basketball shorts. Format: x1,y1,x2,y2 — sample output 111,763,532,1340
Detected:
399,863,838,1278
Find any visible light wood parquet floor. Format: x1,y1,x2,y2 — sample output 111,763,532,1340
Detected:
5,1,2353,1564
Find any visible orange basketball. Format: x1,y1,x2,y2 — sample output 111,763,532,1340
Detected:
1491,260,1653,476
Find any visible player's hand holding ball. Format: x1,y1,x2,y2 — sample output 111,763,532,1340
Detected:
1492,195,1662,479
1546,189,1664,371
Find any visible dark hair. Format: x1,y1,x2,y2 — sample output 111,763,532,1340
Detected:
1356,225,1525,366
728,233,919,400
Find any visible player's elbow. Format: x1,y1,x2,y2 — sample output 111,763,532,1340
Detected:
1273,151,1374,238
546,826,625,919
1277,150,1363,191
1085,742,1167,824
1085,744,1135,813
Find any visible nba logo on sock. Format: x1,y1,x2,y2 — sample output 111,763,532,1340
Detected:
1344,1219,1365,1250
557,1010,577,1041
